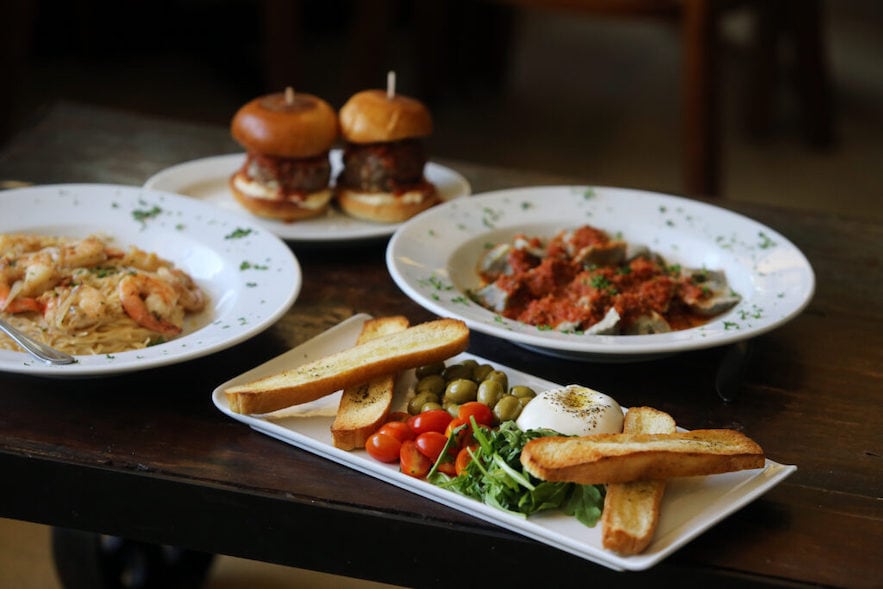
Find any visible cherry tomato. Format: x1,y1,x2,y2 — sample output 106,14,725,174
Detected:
365,432,402,463
415,431,449,462
407,409,452,435
436,461,457,477
377,420,415,443
445,417,474,449
458,401,494,427
399,440,432,478
455,445,476,476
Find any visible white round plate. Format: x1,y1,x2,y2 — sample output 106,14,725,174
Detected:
0,184,301,376
144,151,471,243
386,185,815,361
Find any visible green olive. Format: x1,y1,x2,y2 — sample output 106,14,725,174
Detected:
408,391,440,415
420,401,444,413
443,378,478,404
472,363,495,382
415,361,446,379
493,394,522,422
510,385,537,400
415,374,446,396
459,359,479,371
443,363,473,382
484,370,509,391
476,379,505,408
443,402,460,418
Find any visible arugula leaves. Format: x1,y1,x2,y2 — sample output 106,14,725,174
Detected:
429,421,605,526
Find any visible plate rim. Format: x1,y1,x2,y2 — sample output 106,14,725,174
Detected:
0,182,301,377
386,184,816,360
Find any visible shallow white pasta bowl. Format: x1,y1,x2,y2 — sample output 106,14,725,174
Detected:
0,184,301,376
386,185,815,361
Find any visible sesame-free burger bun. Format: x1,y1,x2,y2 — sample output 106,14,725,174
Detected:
339,89,433,144
229,89,336,222
231,91,337,158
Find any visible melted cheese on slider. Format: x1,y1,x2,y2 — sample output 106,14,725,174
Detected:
516,385,624,436
233,174,331,209
345,190,429,206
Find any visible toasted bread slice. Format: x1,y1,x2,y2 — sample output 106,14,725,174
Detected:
331,316,410,450
225,318,469,414
602,407,677,555
520,429,764,485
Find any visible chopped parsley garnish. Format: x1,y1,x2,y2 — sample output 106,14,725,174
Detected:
132,206,162,223
590,274,618,295
240,261,269,271
226,228,253,239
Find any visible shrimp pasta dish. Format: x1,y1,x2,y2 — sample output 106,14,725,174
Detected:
0,233,207,355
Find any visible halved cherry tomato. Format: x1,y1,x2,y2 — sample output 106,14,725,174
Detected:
377,420,415,443
415,431,449,462
458,401,494,427
436,461,457,476
399,440,432,478
455,445,476,476
365,432,402,463
445,417,474,449
407,409,452,435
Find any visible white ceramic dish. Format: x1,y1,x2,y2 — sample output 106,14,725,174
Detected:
144,151,471,243
212,313,797,572
0,184,301,376
386,185,815,361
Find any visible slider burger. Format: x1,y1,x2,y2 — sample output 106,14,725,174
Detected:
230,88,337,222
336,83,439,223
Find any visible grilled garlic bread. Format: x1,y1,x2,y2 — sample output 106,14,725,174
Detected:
601,407,677,555
331,316,410,450
225,318,469,414
520,429,764,485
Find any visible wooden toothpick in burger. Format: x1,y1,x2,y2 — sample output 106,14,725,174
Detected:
229,87,337,222
335,72,440,223
387,70,396,99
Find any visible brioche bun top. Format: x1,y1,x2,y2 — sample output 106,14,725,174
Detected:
231,89,337,158
339,89,432,144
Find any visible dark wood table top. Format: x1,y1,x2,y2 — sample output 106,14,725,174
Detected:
1,102,880,588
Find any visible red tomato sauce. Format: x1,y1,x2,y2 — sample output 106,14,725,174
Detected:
474,226,726,334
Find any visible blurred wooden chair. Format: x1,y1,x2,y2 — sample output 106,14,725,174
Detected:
486,0,834,197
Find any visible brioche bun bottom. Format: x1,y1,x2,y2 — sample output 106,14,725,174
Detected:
229,173,331,222
336,185,440,223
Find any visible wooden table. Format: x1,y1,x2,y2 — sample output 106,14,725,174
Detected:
1,102,880,588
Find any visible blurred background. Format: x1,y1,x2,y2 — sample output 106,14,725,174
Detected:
2,0,881,217
0,1,881,588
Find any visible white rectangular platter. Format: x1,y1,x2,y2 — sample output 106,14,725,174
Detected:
212,313,796,571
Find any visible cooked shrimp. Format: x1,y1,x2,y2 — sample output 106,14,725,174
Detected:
57,235,107,268
42,284,110,330
118,273,183,337
18,254,58,297
0,281,41,313
0,234,46,257
156,266,206,312
119,246,167,273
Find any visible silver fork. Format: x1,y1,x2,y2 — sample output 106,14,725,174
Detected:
0,318,77,365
